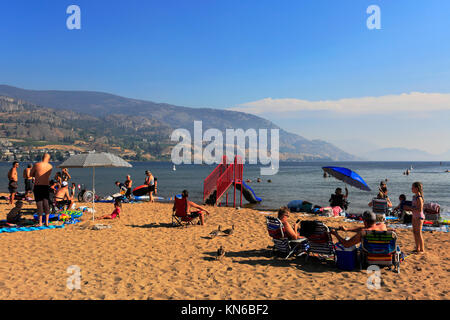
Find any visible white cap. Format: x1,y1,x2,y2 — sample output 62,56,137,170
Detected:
62,181,68,187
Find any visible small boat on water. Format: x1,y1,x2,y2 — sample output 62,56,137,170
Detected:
173,165,176,171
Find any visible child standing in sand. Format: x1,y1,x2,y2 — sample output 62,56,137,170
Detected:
96,200,121,220
403,182,425,253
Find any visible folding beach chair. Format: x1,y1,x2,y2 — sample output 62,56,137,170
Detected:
300,220,336,264
172,195,199,227
266,216,308,259
371,198,390,221
360,230,402,273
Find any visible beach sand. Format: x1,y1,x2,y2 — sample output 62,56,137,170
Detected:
0,196,448,300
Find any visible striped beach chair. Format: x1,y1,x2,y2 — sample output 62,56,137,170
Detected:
300,220,336,264
372,198,390,221
360,230,402,273
266,216,308,259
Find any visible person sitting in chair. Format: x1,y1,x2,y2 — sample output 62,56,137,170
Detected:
278,206,301,240
173,190,210,225
368,190,393,208
330,211,387,248
54,181,74,210
329,187,349,210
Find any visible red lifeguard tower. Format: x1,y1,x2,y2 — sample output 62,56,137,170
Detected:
203,155,243,207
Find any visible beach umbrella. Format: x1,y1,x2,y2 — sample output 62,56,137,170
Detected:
58,152,132,220
322,166,371,192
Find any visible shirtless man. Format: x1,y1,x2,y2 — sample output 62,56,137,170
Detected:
124,175,132,199
54,181,74,209
330,211,387,248
23,164,34,197
30,154,53,226
7,161,19,205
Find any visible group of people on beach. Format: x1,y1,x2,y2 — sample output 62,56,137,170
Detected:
285,180,427,254
6,153,169,224
115,170,157,202
6,155,79,226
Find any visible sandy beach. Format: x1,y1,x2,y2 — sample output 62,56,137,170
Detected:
0,196,448,300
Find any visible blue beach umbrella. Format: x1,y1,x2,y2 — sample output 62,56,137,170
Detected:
322,166,371,192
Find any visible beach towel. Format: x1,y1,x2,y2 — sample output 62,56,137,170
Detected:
0,224,65,234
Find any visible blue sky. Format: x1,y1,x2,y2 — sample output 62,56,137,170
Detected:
1,0,449,155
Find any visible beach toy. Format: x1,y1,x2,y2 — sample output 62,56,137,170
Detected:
59,213,70,222
132,185,149,196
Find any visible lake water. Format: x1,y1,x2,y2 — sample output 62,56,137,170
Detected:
1,161,449,215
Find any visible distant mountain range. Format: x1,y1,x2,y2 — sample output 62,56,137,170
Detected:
361,148,450,161
0,85,356,161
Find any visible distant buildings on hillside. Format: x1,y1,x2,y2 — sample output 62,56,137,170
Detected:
0,139,79,162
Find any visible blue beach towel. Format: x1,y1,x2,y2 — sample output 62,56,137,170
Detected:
0,224,65,234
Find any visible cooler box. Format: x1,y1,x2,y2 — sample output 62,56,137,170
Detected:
335,243,357,271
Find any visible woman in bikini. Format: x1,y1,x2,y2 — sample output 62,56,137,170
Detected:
403,182,425,253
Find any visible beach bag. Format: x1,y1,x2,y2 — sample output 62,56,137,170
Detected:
301,201,314,213
320,207,333,217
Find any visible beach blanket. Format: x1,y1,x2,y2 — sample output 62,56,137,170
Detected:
319,206,343,217
0,224,65,234
387,224,449,233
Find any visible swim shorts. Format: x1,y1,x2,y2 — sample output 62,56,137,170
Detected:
8,180,18,193
56,200,71,208
25,179,34,192
34,185,50,202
